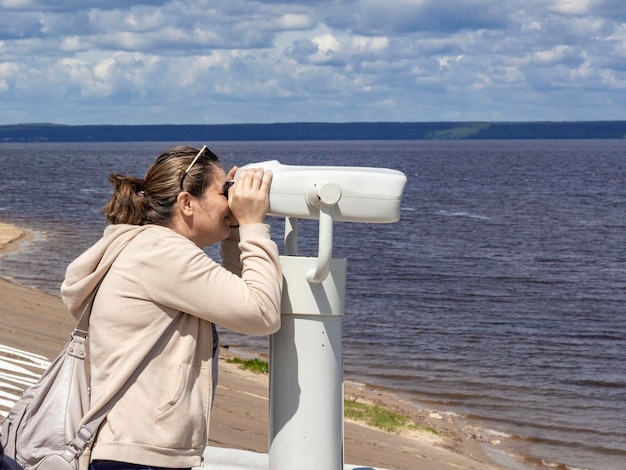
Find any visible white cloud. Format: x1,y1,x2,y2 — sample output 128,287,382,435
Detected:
0,61,19,91
351,36,388,54
548,0,593,15
311,33,341,63
60,35,88,51
277,13,311,30
0,0,625,123
530,45,572,65
0,0,35,8
312,34,341,54
60,57,110,96
438,55,464,69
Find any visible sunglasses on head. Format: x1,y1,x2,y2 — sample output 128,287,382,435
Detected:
179,145,220,191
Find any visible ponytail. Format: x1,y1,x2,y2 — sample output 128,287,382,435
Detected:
102,174,148,225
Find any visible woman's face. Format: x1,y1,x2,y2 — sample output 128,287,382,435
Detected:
192,167,232,247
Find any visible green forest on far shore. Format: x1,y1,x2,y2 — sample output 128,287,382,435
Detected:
1,121,626,142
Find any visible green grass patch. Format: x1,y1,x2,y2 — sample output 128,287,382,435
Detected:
225,357,269,374
425,123,490,139
344,399,406,432
224,357,437,435
411,423,438,434
344,397,438,435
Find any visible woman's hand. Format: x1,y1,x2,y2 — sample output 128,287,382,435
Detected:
228,167,273,226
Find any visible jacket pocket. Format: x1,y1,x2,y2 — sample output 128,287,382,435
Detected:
154,363,211,449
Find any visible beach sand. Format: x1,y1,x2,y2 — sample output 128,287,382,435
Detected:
0,222,510,470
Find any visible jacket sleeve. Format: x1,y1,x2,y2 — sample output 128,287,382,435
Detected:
220,227,243,276
140,224,282,336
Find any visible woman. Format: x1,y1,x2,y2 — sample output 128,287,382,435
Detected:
60,146,282,470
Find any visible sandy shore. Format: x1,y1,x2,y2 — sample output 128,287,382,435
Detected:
0,222,511,470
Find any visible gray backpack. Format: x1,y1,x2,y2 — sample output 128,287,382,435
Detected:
0,302,105,470
1,292,178,470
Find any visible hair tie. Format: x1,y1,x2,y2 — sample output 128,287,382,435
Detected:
137,179,146,197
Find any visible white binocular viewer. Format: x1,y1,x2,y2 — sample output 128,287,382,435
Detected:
238,160,407,224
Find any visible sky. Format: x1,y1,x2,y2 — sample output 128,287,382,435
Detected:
1,0,626,125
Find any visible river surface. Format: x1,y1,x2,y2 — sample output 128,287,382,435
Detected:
0,140,625,470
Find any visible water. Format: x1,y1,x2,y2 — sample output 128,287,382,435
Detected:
1,140,625,469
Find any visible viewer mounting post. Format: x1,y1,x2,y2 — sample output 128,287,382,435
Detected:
239,161,407,470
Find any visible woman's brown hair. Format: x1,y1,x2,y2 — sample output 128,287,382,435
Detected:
103,146,221,225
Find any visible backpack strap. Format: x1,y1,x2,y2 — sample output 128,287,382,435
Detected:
59,287,101,462
61,425,95,462
63,298,181,462
70,288,98,340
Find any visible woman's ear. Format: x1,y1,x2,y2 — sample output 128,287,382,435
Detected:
176,191,194,216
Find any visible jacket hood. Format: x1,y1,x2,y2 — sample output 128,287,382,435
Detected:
61,224,155,319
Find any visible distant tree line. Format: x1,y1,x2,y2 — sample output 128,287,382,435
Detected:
1,121,625,142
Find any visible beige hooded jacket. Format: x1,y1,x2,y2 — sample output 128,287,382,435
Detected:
60,223,282,468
